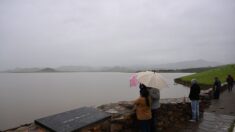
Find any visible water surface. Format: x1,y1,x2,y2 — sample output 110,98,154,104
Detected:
0,72,192,130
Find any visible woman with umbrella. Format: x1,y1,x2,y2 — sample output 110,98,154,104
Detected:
131,71,167,132
134,86,152,132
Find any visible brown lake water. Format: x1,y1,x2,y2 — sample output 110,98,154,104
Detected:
0,72,192,130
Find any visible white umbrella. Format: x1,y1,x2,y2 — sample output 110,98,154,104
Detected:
137,71,168,90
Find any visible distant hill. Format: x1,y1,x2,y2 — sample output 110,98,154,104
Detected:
56,60,222,72
6,68,41,73
4,60,224,73
57,66,134,72
154,59,221,69
99,66,134,72
7,67,57,73
38,68,57,72
56,66,96,72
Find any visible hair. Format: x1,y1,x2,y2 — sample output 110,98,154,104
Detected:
140,88,150,107
191,79,197,85
139,83,146,89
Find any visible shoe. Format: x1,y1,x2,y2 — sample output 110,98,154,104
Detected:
189,119,196,122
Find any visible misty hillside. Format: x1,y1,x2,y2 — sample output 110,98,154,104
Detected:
153,59,222,69
6,67,58,73
38,68,57,72
56,66,96,72
5,59,223,73
57,66,134,72
6,68,41,73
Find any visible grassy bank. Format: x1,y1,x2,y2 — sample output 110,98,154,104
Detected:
175,64,235,88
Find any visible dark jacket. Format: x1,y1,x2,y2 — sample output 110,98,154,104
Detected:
226,76,234,85
189,84,201,100
213,80,221,91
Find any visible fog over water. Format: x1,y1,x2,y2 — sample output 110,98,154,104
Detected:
0,0,235,70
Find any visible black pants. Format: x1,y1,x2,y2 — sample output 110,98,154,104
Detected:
151,109,158,132
214,90,220,99
228,84,233,92
139,120,151,132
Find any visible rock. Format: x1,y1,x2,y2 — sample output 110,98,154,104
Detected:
106,109,119,114
111,124,123,132
15,126,28,131
118,101,134,110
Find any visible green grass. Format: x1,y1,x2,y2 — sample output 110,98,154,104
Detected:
179,64,235,85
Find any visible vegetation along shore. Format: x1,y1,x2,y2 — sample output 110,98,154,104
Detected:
175,64,235,89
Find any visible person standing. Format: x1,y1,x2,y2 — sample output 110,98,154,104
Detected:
148,87,160,132
226,75,234,92
189,79,201,122
213,77,221,99
134,88,152,132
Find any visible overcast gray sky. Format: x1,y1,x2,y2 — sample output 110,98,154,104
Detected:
0,0,235,70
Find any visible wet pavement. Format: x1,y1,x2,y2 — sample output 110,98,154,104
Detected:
166,87,235,132
205,88,235,116
196,112,234,132
165,112,235,132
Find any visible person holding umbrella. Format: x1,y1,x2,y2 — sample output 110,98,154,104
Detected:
139,83,160,132
134,87,152,132
135,71,167,132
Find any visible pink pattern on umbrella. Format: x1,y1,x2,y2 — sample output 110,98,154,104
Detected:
130,73,139,88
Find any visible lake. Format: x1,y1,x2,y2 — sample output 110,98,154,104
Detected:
0,72,192,130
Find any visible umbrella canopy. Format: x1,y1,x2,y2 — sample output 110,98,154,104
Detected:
137,71,168,89
130,73,138,87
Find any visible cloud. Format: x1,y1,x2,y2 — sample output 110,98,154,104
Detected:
0,0,235,70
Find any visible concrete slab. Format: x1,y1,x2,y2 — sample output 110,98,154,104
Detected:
35,107,110,132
